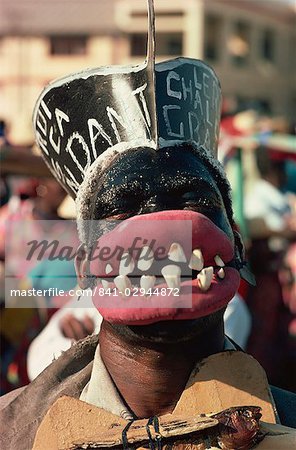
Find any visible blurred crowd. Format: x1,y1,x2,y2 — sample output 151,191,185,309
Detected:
0,108,296,395
220,106,296,391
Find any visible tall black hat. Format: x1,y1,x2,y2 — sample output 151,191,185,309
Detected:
33,0,222,223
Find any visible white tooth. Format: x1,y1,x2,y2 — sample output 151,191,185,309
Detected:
161,265,181,289
94,278,101,288
140,275,156,293
138,246,154,271
114,275,132,294
214,255,225,267
119,253,135,276
189,249,204,271
168,242,187,263
217,267,225,279
105,263,113,275
102,280,111,290
197,267,213,291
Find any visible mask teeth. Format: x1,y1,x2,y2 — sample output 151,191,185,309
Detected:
140,275,156,294
114,275,132,294
97,245,230,294
119,253,135,276
137,246,154,271
197,267,214,291
168,242,187,263
189,249,204,271
161,264,181,290
105,263,113,275
214,255,225,267
217,267,225,280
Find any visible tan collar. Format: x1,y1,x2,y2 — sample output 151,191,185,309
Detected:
79,342,133,420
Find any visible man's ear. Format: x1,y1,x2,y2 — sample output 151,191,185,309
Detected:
75,244,92,289
232,228,256,286
233,229,245,262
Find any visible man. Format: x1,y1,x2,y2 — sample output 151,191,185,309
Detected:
245,146,296,389
1,1,295,448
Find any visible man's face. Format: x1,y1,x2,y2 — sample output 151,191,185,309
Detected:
78,144,240,327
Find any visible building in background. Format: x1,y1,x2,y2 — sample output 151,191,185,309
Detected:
0,0,295,144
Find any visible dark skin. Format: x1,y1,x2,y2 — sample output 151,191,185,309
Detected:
93,145,234,243
77,144,237,419
99,315,225,418
60,314,95,340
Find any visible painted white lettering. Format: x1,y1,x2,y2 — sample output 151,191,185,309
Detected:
40,100,52,120
51,159,64,182
64,166,80,192
206,100,213,126
182,77,193,103
193,67,202,90
55,108,70,138
167,71,181,100
163,105,184,139
194,89,203,115
203,72,210,99
132,83,151,128
106,107,128,143
36,132,49,155
66,132,91,174
36,110,47,136
188,111,200,143
88,118,112,160
49,126,60,155
212,79,220,110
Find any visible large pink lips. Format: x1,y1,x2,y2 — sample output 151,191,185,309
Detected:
90,210,240,325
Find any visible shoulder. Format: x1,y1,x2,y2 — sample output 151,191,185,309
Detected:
271,385,296,428
0,386,25,410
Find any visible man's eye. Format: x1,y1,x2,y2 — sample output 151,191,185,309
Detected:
182,192,221,209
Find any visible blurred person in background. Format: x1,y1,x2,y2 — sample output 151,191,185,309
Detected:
0,175,76,394
245,146,294,238
244,145,296,391
0,120,11,207
279,243,296,336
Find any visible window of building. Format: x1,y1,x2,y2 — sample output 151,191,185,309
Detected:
228,21,251,66
261,29,275,62
130,32,183,57
130,33,147,56
49,36,88,56
204,15,222,62
157,32,183,55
